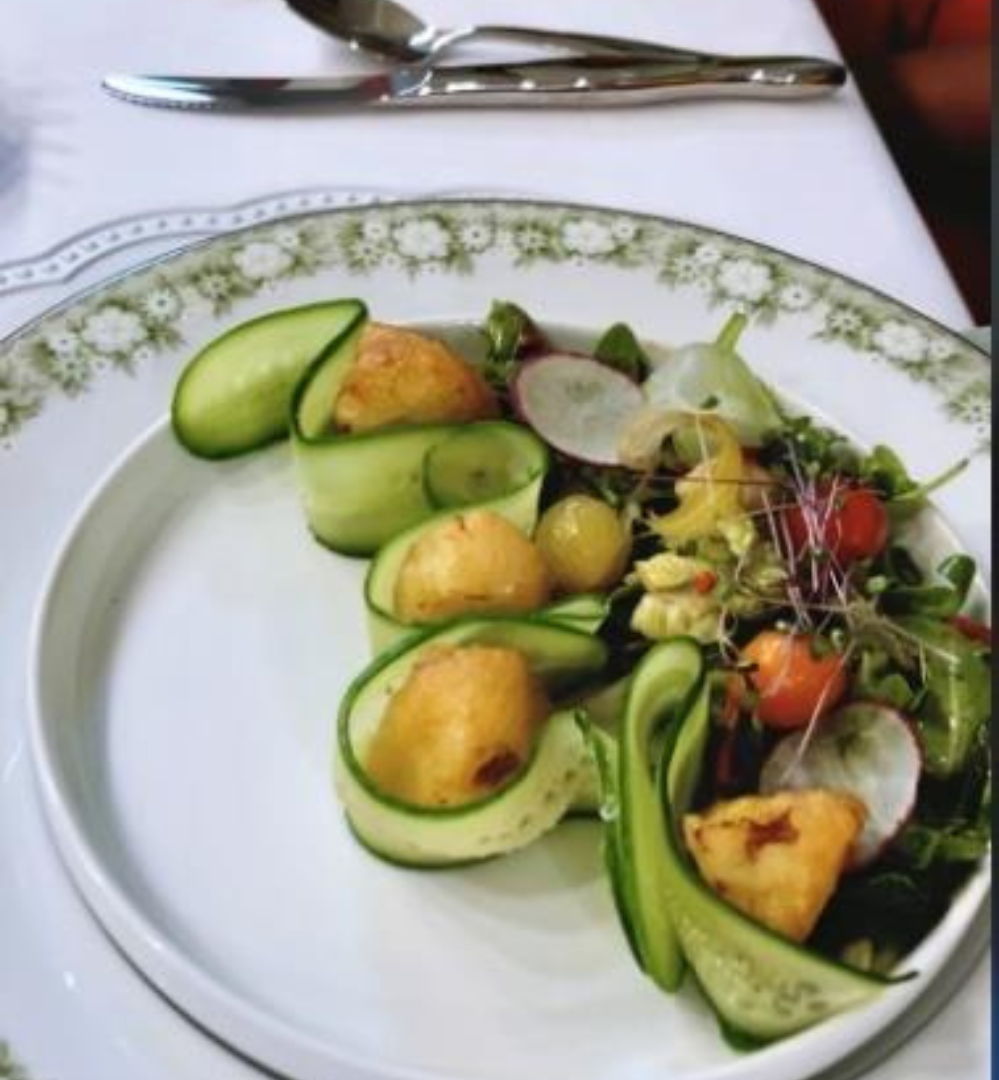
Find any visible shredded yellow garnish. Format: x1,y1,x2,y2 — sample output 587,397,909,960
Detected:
653,416,746,543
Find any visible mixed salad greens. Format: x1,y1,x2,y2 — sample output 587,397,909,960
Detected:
171,297,991,1047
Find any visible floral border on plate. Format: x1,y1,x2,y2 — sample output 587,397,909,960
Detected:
0,200,990,451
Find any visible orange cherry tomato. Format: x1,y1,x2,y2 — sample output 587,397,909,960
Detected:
741,630,848,729
785,483,889,564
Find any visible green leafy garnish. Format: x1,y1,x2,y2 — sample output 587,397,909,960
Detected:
860,444,969,516
879,544,924,586
761,415,860,476
594,322,652,381
897,615,991,777
481,300,548,384
853,647,918,710
881,554,976,617
894,821,991,868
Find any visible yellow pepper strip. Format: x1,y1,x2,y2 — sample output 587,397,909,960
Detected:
653,415,745,543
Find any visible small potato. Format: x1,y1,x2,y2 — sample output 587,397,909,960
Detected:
365,645,551,807
334,323,498,432
394,510,552,623
683,789,866,942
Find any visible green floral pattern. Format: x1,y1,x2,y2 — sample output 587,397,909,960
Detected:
0,202,989,449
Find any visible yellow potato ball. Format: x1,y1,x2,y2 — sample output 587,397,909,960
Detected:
364,645,551,807
334,323,498,433
394,510,553,624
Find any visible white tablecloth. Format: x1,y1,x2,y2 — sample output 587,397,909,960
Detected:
0,2,988,1079
0,0,973,328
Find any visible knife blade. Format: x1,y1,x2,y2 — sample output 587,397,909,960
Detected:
103,55,846,111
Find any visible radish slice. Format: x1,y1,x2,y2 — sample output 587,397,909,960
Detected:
511,353,644,466
759,702,922,869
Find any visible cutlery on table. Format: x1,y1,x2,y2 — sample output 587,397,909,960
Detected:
103,55,846,112
285,0,731,63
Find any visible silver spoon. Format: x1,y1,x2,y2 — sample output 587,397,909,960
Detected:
286,0,741,63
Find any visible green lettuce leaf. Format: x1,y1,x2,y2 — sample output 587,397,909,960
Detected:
897,615,991,776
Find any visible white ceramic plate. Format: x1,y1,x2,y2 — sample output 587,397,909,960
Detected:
3,199,991,1080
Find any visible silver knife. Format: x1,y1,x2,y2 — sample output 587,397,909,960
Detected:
103,55,846,111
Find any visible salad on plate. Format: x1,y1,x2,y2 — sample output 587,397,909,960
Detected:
170,296,991,1047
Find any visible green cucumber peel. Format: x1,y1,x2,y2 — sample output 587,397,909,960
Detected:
581,639,705,991
288,314,550,556
362,426,554,651
575,711,644,964
172,299,367,458
173,301,549,555
656,675,899,1043
335,615,608,866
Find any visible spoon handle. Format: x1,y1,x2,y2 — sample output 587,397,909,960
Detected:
450,24,712,62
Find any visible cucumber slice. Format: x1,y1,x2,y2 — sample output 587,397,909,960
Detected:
658,677,892,1042
295,422,461,557
363,426,550,649
561,671,625,817
582,641,891,1039
580,641,704,990
173,303,553,556
576,713,644,957
173,299,366,458
423,424,548,508
335,615,608,866
290,319,547,556
612,639,705,991
539,593,611,635
290,311,452,554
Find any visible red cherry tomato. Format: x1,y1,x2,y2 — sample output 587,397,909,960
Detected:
785,482,889,564
741,631,848,730
949,615,992,646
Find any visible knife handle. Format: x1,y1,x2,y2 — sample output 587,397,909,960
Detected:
405,55,846,106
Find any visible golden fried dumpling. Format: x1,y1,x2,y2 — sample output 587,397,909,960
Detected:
334,323,498,432
365,645,551,807
394,510,553,624
683,789,866,942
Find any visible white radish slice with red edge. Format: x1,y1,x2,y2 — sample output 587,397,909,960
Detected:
759,702,922,870
511,353,644,466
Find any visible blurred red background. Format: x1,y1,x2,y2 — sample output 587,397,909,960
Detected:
816,0,991,323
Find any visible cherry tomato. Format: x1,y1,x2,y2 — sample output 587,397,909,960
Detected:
949,615,992,647
785,482,889,564
692,569,718,595
741,630,848,730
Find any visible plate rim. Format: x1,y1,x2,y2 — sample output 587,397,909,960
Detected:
1,194,990,362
